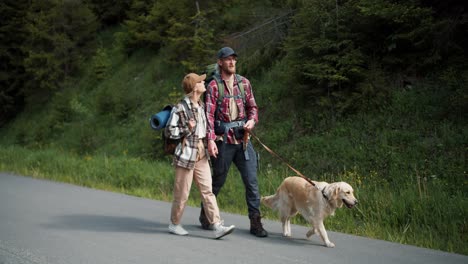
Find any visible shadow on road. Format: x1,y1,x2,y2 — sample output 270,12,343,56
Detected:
42,214,328,245
183,224,325,247
42,214,167,234
236,229,325,247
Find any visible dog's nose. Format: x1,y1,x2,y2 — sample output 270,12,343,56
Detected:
354,199,358,205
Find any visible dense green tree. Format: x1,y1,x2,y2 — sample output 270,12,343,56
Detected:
166,3,217,72
283,0,367,114
22,0,97,100
119,0,173,52
420,0,468,68
92,47,111,81
121,0,296,72
126,0,154,17
355,0,447,72
0,0,28,126
84,0,132,26
2,0,465,126
123,0,217,71
283,0,466,115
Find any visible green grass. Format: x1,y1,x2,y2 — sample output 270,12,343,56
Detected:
0,145,174,200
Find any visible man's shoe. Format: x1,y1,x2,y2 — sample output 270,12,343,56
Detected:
168,223,188,236
213,222,235,239
199,208,212,230
250,214,268,237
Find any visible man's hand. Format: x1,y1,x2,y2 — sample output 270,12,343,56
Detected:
208,140,218,158
244,119,256,132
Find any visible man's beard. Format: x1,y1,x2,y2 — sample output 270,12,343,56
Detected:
222,64,236,74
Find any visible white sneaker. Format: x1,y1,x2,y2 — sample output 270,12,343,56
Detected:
168,224,188,236
213,222,235,239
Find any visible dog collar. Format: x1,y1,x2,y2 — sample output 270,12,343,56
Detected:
321,189,329,201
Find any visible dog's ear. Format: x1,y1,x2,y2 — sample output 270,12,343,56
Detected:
324,184,339,200
333,184,344,208
333,186,340,200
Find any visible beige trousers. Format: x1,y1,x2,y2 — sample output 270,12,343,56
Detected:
170,156,221,225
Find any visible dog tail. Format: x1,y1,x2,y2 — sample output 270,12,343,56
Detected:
261,194,279,210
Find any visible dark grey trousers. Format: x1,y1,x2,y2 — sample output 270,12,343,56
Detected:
209,140,260,218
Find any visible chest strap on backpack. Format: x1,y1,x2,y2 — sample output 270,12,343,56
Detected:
212,74,246,121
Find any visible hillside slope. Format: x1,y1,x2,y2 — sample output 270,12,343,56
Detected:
0,28,467,255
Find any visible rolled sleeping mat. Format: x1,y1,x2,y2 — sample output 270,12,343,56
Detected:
150,105,173,130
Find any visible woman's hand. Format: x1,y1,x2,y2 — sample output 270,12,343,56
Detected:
188,118,196,131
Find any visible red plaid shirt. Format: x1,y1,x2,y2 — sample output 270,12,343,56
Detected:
205,75,258,144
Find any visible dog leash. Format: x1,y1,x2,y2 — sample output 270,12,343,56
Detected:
249,131,316,187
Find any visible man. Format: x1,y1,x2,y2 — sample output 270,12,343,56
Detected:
200,47,268,237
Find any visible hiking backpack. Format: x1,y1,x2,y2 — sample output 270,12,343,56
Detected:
150,100,193,155
204,63,246,120
163,100,194,155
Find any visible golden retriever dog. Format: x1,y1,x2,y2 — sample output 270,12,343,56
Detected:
261,176,358,248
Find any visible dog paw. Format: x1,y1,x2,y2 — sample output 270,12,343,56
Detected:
306,229,315,238
325,242,335,248
282,233,292,237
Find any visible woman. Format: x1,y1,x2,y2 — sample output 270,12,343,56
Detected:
165,73,235,239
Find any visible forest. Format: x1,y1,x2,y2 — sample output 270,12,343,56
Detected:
0,0,467,255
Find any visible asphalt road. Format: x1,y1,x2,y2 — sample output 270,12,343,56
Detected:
0,173,466,264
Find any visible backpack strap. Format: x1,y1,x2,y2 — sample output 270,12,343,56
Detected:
181,99,193,120
181,98,197,131
173,99,195,154
212,74,246,120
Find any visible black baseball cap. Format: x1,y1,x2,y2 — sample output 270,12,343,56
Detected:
217,47,237,59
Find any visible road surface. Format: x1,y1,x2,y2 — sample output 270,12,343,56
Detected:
0,173,466,264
